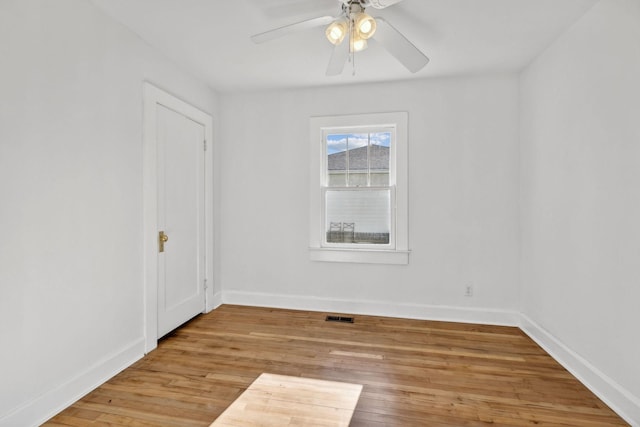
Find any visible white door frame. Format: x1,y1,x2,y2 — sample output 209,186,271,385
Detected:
142,82,214,353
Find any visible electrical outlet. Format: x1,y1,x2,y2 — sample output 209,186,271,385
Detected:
465,284,473,297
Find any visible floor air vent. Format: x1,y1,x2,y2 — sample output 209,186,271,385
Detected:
325,315,354,323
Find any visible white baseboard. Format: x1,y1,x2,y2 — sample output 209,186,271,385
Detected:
0,338,145,427
520,314,640,426
208,291,223,312
222,290,519,326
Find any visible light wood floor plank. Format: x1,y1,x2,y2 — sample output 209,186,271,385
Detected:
44,305,628,426
210,373,362,426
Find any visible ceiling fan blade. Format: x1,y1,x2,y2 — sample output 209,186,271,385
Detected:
250,15,335,44
365,0,405,9
372,17,429,73
326,39,349,76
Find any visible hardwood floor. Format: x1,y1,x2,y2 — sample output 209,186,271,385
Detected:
45,305,627,426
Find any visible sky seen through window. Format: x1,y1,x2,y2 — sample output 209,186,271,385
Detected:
327,132,391,155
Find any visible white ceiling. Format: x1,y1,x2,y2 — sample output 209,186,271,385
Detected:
91,0,599,93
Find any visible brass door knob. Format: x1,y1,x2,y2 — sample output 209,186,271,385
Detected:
159,231,169,252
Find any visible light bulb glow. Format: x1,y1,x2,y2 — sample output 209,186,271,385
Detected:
325,20,347,45
351,37,367,52
355,13,376,39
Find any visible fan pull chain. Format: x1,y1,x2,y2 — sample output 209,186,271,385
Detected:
350,15,356,76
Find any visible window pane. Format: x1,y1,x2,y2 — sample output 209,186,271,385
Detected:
347,133,369,172
348,171,367,187
328,172,346,186
326,133,347,187
369,132,390,186
370,172,389,186
370,132,390,167
325,189,390,244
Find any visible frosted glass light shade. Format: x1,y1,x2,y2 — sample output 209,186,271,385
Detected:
351,36,367,52
325,20,347,45
355,13,376,39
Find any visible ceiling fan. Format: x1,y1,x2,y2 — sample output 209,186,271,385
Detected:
250,0,429,76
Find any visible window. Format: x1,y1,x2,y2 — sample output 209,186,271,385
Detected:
309,112,409,264
325,130,392,246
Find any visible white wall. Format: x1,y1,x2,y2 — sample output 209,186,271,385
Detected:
520,0,640,422
0,1,218,425
219,75,520,323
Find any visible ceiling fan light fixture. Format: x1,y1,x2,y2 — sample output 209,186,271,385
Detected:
325,20,347,45
354,12,376,39
250,0,429,76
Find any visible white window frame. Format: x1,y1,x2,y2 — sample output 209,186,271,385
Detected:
309,112,409,265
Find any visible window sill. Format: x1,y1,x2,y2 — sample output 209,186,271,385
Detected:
309,247,410,265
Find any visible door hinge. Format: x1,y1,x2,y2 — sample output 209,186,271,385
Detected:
204,278,208,290
203,139,207,151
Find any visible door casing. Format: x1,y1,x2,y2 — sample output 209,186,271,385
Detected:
142,82,215,353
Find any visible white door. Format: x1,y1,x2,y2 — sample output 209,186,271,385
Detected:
156,104,206,337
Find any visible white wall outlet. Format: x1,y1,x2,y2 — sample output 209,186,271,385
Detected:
465,284,473,297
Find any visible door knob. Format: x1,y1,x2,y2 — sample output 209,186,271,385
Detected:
159,231,169,252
